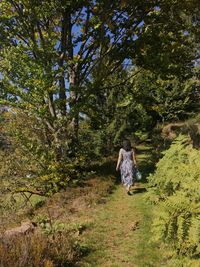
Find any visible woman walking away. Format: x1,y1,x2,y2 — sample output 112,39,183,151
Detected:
116,139,137,195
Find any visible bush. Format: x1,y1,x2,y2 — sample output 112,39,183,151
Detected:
0,110,95,197
147,135,200,264
0,230,83,267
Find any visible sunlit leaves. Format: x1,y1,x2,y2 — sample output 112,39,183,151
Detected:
0,0,199,194
147,135,200,260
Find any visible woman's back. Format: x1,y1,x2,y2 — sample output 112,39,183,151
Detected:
120,148,133,161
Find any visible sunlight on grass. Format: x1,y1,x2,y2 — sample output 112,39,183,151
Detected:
78,185,164,267
77,145,164,267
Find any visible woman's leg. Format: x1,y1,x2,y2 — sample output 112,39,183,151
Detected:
123,183,130,192
126,184,133,195
122,176,132,194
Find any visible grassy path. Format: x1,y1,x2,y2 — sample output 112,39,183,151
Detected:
77,147,164,267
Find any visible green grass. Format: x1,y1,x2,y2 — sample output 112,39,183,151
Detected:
77,185,164,267
76,146,164,267
136,144,153,151
0,144,164,266
132,191,165,267
0,192,46,230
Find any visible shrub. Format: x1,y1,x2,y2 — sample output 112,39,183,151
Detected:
147,135,200,264
0,230,82,267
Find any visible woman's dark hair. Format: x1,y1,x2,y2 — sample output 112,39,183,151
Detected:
123,139,132,151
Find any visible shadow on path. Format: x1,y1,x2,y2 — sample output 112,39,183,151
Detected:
132,187,147,194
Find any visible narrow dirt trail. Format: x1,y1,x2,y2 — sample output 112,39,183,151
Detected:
78,183,163,267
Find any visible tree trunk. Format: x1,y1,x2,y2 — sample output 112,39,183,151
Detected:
59,9,68,116
69,71,79,145
66,10,79,145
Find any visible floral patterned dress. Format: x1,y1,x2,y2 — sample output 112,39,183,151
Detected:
120,148,135,189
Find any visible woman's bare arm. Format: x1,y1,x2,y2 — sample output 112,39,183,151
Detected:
116,149,122,171
132,149,137,166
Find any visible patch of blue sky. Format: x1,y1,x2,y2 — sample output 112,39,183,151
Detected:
154,6,161,11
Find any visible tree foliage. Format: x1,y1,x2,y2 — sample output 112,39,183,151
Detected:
128,69,199,124
0,0,199,193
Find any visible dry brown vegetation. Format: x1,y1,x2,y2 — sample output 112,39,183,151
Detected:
0,175,115,267
0,231,78,267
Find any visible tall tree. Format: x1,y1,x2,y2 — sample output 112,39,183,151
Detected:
0,0,199,192
0,0,162,152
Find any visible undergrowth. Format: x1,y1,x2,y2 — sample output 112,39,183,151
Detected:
147,135,200,266
0,230,85,267
0,170,115,267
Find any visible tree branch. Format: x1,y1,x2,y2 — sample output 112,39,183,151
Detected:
101,68,142,90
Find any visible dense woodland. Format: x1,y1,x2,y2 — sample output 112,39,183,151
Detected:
0,0,200,266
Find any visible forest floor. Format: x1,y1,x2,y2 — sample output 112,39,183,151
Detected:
77,184,163,267
0,144,166,267
75,145,165,267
